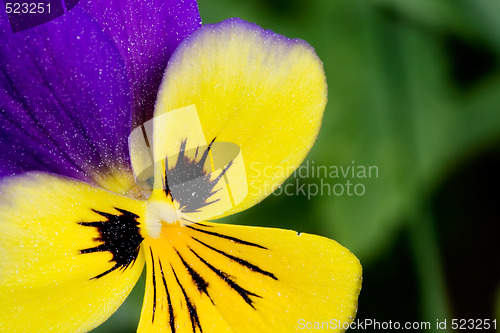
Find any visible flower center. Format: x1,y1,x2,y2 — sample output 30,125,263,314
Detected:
144,200,181,238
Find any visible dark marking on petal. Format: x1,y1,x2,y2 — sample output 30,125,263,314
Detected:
79,208,143,279
171,263,203,333
164,175,172,202
192,237,277,280
150,247,157,323
186,225,267,250
175,249,214,305
159,259,176,333
193,222,213,228
189,247,261,309
164,158,173,202
163,138,233,214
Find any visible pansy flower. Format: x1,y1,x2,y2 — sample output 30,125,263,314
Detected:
0,1,362,332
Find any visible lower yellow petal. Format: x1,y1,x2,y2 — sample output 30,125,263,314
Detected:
0,172,146,332
137,221,361,332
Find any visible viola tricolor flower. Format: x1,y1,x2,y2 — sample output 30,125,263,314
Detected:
0,1,361,332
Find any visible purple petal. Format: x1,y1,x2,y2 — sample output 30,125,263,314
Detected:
79,0,202,125
0,9,133,188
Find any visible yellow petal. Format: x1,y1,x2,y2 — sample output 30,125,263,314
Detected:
0,173,146,332
137,221,361,332
155,18,327,217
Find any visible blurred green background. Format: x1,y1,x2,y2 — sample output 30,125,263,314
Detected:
94,0,500,332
